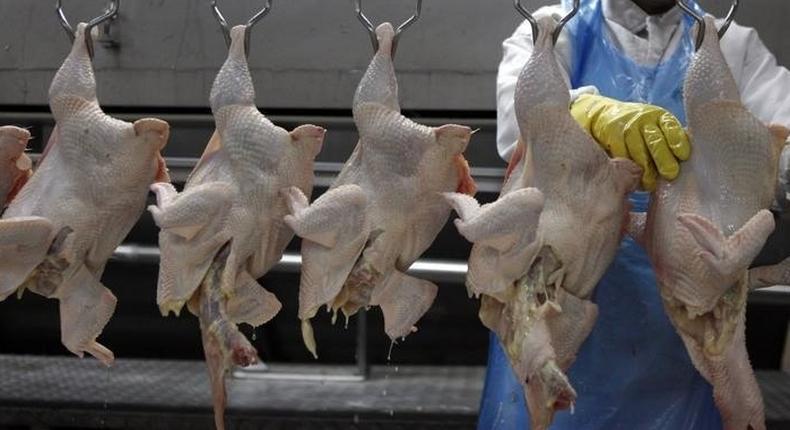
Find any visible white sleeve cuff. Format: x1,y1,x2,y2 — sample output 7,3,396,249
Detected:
569,85,598,104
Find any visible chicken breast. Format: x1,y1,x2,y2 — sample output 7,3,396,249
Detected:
283,23,476,357
0,23,170,366
0,126,32,207
445,17,640,429
644,17,787,430
148,25,324,430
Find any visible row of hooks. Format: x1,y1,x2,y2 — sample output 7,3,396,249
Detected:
56,0,739,60
55,0,422,59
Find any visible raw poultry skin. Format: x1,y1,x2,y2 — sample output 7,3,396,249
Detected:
0,23,169,366
283,23,476,357
444,17,640,429
148,25,324,430
643,17,787,430
0,126,33,207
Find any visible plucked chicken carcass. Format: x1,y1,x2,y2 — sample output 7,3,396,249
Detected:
0,126,32,207
148,25,324,429
643,16,787,430
0,23,169,365
283,23,476,357
444,16,640,429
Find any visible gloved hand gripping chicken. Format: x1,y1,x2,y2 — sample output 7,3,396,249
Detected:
0,126,33,207
148,25,325,430
0,23,170,365
444,17,640,429
642,16,788,430
283,23,477,357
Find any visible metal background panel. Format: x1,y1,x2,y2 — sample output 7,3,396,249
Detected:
0,0,786,110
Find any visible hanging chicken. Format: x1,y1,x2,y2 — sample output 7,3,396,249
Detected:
0,19,169,365
444,13,640,428
642,11,788,429
283,19,476,357
148,16,325,428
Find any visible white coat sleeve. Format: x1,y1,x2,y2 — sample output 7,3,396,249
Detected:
495,6,596,162
726,24,790,208
735,28,790,130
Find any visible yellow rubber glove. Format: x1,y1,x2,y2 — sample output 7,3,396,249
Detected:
570,94,691,191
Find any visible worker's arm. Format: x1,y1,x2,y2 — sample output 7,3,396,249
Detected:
724,23,790,209
496,6,595,161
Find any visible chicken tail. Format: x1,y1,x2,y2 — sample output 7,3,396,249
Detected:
225,270,281,328
708,319,766,430
58,264,117,366
372,270,438,341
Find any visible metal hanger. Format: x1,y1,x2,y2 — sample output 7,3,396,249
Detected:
677,0,739,50
354,0,422,56
210,0,273,58
56,0,119,58
515,0,579,45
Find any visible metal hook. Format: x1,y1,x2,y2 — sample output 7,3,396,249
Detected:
515,0,579,45
56,0,119,58
678,0,739,50
354,0,422,56
718,0,739,39
552,0,580,44
210,0,273,57
677,0,705,49
514,0,539,44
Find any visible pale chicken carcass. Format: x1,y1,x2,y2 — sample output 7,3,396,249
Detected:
444,17,640,429
0,126,32,207
283,23,476,357
0,23,169,365
148,25,324,430
643,16,787,430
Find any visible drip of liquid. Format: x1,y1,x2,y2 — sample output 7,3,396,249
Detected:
387,339,396,362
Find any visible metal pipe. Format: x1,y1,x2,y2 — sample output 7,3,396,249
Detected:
110,245,790,299
113,244,469,283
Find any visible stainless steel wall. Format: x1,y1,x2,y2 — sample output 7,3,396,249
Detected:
0,0,787,110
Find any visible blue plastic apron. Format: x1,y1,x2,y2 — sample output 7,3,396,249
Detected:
478,1,723,428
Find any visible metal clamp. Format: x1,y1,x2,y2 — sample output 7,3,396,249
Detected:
210,0,273,58
56,0,119,58
354,0,422,56
515,0,579,45
678,0,739,50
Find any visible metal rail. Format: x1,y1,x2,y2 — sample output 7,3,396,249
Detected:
113,244,468,284
162,157,505,192
111,244,790,300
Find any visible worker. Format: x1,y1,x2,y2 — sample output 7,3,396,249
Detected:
481,0,790,428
